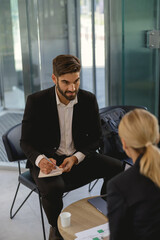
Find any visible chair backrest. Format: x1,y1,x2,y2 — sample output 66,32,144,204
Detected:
2,123,26,162
99,105,147,160
99,105,147,115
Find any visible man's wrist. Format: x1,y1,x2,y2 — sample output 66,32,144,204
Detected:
35,154,44,167
73,151,85,164
72,156,78,164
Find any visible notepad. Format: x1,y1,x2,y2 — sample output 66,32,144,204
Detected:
38,166,63,178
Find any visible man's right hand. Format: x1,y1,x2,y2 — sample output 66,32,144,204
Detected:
38,158,57,174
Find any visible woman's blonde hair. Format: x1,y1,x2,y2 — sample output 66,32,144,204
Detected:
118,109,160,187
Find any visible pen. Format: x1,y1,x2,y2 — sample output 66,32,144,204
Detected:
43,155,58,169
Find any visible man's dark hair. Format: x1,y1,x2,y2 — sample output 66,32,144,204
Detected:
52,54,81,77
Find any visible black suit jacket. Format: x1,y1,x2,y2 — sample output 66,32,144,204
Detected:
20,86,102,169
107,156,160,240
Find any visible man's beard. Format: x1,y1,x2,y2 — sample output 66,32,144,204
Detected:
57,82,79,101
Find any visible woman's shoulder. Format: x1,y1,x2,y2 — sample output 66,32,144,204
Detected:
107,164,137,190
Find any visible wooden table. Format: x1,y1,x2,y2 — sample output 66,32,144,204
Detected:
58,196,108,240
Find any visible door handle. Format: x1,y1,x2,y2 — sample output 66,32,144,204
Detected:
146,30,160,49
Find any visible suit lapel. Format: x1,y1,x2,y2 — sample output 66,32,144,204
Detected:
72,91,82,139
72,103,79,138
49,86,60,144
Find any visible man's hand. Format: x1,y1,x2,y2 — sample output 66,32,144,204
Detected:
38,157,57,174
59,156,78,172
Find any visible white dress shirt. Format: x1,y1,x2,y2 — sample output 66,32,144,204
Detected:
35,89,85,167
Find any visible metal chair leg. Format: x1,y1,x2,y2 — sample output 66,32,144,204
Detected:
88,179,99,192
10,183,46,240
10,182,34,219
38,193,46,240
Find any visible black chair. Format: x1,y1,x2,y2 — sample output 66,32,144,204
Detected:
88,105,147,192
2,123,46,240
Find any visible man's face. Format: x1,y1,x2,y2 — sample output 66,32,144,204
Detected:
52,72,80,104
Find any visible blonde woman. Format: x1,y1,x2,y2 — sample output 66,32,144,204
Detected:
107,109,160,240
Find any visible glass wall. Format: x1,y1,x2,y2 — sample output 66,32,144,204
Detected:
0,0,159,120
0,0,25,109
0,0,108,111
0,63,3,110
108,0,160,118
80,0,105,108
95,0,105,108
37,0,71,89
18,0,78,98
0,0,78,109
80,0,93,93
122,0,160,116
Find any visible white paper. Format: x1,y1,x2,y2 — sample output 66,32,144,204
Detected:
75,223,110,240
38,166,63,178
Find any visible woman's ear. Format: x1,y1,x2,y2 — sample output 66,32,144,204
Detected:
121,138,139,162
121,138,131,159
121,138,127,151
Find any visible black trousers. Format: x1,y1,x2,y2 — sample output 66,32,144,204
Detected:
30,152,123,227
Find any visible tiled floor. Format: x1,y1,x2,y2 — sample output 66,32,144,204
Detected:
0,166,103,240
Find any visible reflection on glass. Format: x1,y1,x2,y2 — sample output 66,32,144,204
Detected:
95,0,105,108
38,0,69,90
80,0,93,92
80,0,105,108
11,0,22,72
122,0,160,116
0,0,24,109
0,84,2,108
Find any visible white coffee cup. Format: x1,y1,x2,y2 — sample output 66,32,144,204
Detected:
60,212,71,228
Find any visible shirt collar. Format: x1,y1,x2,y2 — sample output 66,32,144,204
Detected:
55,87,78,107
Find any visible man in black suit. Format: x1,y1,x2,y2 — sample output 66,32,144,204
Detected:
20,54,123,240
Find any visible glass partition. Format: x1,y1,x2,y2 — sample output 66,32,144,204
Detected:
95,0,105,108
80,0,94,93
108,0,160,118
0,0,24,109
80,0,105,108
0,0,79,110
18,0,78,97
122,0,160,116
1,0,159,118
37,0,69,89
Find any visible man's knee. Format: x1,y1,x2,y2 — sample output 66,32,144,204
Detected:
38,177,65,198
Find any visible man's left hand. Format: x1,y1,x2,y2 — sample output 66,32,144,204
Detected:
59,156,78,172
